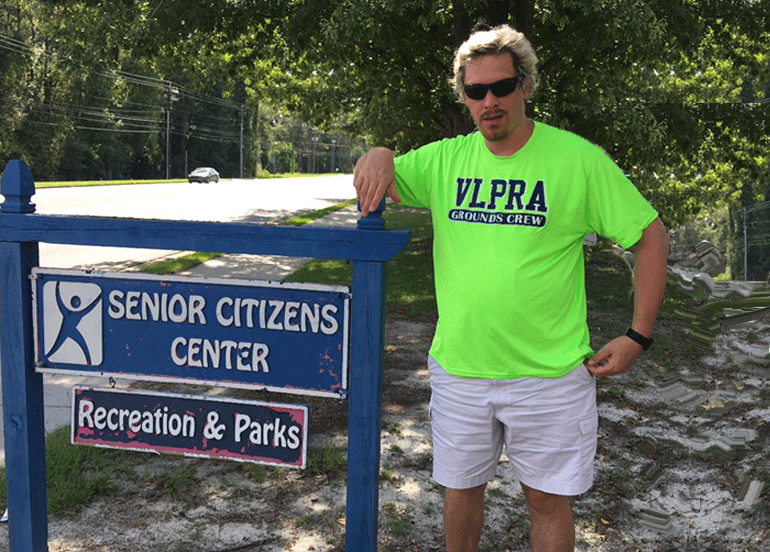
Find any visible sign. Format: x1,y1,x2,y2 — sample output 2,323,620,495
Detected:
33,269,350,397
72,387,308,467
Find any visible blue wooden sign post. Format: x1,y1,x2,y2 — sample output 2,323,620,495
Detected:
0,160,410,552
0,161,48,552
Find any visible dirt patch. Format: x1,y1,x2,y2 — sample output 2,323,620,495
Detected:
1,308,769,551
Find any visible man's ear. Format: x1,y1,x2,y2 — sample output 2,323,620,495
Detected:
522,78,532,101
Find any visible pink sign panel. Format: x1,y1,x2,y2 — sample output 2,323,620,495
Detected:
72,386,308,468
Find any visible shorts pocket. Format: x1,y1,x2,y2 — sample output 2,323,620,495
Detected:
578,413,598,470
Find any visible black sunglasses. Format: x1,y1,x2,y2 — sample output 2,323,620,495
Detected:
463,75,526,101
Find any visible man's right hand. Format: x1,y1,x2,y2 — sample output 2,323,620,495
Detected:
353,147,401,217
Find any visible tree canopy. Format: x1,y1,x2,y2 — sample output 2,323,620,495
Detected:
0,0,768,228
279,0,769,227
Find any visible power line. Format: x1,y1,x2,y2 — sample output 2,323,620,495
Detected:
106,69,243,110
0,32,242,111
0,34,35,57
0,32,246,141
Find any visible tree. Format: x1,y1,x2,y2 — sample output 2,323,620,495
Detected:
275,0,769,227
0,0,269,180
1,0,166,178
2,0,766,203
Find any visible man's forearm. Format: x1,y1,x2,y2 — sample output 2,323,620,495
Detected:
631,217,670,337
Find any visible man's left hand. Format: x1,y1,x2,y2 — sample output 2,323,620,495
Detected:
585,336,643,378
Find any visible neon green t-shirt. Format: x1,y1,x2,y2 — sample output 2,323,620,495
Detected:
393,122,659,379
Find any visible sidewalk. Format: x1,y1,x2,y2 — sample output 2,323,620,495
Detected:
178,203,361,280
0,204,363,466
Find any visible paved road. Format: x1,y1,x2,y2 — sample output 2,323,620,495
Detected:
1,176,360,466
33,176,356,270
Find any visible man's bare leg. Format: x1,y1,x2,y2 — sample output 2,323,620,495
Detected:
520,483,575,552
444,484,486,552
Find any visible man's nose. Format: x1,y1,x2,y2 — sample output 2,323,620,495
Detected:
482,89,498,106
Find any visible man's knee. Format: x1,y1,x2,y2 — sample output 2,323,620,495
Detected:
445,484,486,506
520,483,570,515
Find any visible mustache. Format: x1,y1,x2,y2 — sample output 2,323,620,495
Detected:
481,110,506,120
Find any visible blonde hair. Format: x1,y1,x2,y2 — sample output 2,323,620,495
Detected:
451,25,539,100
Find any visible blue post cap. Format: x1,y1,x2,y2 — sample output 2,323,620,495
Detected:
1,160,36,213
357,198,386,230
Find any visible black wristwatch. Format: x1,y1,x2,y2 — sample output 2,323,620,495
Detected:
625,327,653,351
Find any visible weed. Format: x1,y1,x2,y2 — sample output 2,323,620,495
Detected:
151,463,199,501
382,502,414,537
600,383,626,400
1,427,145,516
243,462,267,483
380,469,402,485
386,422,403,435
599,466,636,498
412,453,432,470
280,198,358,226
229,483,251,500
44,427,124,515
295,515,313,526
486,487,507,499
139,252,222,275
305,445,347,476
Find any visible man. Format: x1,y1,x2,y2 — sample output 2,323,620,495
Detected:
354,25,669,552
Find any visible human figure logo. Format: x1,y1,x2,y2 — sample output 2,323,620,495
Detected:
42,281,103,366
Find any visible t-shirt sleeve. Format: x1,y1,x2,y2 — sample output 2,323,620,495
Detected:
393,142,442,209
585,152,659,249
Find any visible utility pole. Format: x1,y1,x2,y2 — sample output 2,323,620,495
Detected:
743,206,748,281
240,104,244,179
165,82,179,180
165,82,171,180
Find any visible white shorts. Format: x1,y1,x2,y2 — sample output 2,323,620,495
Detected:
428,356,597,496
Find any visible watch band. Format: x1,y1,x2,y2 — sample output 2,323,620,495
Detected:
625,327,653,351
